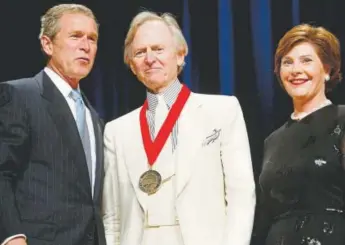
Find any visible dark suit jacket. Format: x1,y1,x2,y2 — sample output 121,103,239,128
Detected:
0,71,106,245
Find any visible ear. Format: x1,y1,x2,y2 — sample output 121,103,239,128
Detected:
325,74,330,82
40,35,54,57
176,52,185,67
323,64,331,80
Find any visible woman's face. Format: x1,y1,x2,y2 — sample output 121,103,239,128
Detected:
279,42,329,102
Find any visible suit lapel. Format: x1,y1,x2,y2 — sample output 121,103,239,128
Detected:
125,94,204,208
123,109,151,211
175,93,204,198
36,71,91,196
87,102,104,203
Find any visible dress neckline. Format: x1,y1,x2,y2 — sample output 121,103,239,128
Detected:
288,104,335,124
291,100,332,121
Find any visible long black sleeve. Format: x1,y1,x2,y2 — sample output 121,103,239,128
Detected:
0,83,30,242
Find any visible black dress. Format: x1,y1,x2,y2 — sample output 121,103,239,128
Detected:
258,105,345,245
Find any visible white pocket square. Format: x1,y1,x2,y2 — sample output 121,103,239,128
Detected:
202,129,221,146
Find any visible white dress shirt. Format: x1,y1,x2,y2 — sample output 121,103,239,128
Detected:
146,79,182,150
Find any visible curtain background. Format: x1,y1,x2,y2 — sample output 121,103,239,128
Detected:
1,1,345,243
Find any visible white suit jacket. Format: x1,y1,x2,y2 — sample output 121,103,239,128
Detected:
102,93,256,245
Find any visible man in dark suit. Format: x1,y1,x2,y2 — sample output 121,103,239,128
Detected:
0,4,105,245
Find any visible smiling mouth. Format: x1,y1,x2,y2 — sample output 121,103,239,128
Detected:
290,79,309,85
146,67,160,70
145,68,161,73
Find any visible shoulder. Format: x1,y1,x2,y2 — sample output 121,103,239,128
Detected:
105,107,142,133
0,75,38,107
192,93,241,111
0,74,40,100
193,92,239,104
336,105,345,119
331,105,345,133
264,122,288,147
192,93,242,122
2,74,38,89
189,93,244,129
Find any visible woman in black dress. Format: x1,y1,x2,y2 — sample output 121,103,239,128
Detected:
258,24,344,245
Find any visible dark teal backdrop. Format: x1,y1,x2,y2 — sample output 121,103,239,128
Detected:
1,1,345,243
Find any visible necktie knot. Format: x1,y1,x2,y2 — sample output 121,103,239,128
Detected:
70,89,83,103
70,89,85,136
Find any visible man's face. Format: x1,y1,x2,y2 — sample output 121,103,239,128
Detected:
41,13,98,85
129,20,184,93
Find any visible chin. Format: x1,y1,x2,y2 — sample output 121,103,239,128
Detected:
75,70,91,79
289,93,310,101
144,79,162,86
286,86,310,97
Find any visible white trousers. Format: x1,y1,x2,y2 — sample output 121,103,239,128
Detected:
142,226,184,245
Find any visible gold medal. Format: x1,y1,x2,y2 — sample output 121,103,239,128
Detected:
139,170,162,195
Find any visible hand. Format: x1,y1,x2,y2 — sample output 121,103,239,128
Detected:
6,238,27,245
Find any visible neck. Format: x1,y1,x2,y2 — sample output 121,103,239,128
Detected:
148,78,177,94
292,93,328,116
47,63,80,89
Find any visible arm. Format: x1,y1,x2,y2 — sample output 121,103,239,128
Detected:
0,83,30,244
221,97,256,245
251,138,274,245
102,124,121,245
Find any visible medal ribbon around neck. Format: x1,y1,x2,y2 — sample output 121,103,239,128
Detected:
139,84,191,166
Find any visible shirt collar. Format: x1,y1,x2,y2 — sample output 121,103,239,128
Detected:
146,79,182,112
44,67,80,98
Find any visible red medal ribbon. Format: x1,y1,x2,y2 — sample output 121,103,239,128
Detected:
140,84,191,165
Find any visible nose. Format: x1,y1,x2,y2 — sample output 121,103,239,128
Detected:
291,62,303,74
144,50,156,64
79,36,91,52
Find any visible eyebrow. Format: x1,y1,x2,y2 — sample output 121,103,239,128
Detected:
282,54,313,60
134,44,164,50
69,30,98,40
89,33,98,40
299,54,313,58
133,47,146,54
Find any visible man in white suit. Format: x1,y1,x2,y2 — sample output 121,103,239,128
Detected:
102,11,256,245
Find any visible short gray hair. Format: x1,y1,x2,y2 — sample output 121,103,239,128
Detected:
124,11,188,74
39,4,98,40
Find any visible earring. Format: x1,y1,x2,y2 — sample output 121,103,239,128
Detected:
325,74,330,81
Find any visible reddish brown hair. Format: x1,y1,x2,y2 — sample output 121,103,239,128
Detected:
275,24,342,90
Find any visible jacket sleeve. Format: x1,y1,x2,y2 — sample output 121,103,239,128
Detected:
221,96,256,245
102,123,121,245
0,83,31,243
